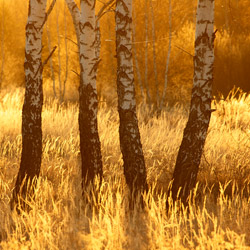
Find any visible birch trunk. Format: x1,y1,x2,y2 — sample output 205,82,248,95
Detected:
12,0,47,209
65,0,103,185
116,0,148,204
169,0,215,207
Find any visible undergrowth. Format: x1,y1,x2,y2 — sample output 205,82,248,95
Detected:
0,88,250,249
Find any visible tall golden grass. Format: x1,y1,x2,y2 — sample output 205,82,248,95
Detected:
0,88,250,249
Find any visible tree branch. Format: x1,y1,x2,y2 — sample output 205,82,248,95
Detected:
71,69,80,77
65,37,78,46
40,0,57,31
96,0,115,22
34,46,57,78
174,45,194,58
65,0,81,41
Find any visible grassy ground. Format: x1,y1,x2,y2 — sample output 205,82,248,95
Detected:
0,88,250,249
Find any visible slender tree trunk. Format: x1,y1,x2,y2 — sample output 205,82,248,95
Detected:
168,0,215,207
56,1,63,103
116,0,148,205
132,8,144,100
12,0,48,210
46,21,57,99
62,0,68,102
160,0,172,110
144,0,151,106
149,0,159,107
65,0,103,186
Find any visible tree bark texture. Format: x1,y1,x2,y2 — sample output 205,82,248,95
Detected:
169,0,215,206
116,0,148,201
12,0,47,208
65,0,103,185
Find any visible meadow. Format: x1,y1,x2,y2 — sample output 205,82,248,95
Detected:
0,88,250,249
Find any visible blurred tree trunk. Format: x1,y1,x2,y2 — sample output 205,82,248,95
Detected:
65,0,103,185
144,0,151,106
149,0,159,107
12,0,52,210
46,21,57,99
132,14,144,100
168,0,215,207
160,0,172,110
115,0,148,206
0,0,5,89
62,1,68,102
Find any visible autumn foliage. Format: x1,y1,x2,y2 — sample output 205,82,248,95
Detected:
0,0,250,105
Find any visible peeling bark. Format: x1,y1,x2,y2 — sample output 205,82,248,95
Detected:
116,0,148,205
169,0,215,207
12,0,48,210
65,0,103,185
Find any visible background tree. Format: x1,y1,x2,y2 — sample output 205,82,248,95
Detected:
168,0,215,207
0,0,4,89
65,0,103,186
12,0,56,210
116,0,148,205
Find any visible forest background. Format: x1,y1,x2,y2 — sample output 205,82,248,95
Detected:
1,0,250,105
1,0,250,248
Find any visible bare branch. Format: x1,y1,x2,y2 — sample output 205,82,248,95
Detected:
34,46,57,78
71,69,80,77
96,9,114,22
65,0,81,41
40,0,57,30
96,0,115,22
174,45,194,58
66,37,78,46
43,46,57,70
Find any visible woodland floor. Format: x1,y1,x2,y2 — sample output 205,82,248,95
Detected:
1,88,250,249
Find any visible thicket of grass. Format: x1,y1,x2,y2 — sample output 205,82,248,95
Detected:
0,88,250,249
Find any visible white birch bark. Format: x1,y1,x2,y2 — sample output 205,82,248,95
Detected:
13,0,48,208
116,0,148,204
65,0,103,184
169,0,215,207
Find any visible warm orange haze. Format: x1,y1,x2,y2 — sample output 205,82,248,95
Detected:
0,0,250,249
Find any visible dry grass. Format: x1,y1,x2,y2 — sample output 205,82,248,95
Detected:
1,88,250,249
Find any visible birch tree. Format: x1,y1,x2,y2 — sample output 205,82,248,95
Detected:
168,0,215,207
116,0,148,205
65,0,103,185
12,0,56,210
